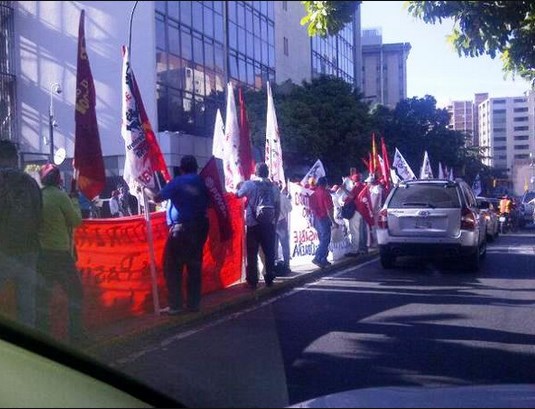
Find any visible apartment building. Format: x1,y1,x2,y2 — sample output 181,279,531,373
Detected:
446,93,488,146
478,90,535,192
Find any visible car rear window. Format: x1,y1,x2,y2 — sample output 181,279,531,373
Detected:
388,184,461,209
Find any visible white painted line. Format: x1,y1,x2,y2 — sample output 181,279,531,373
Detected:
113,257,379,367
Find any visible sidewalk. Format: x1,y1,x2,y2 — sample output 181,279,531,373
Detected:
83,251,378,356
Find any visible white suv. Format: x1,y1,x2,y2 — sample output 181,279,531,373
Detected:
377,179,487,271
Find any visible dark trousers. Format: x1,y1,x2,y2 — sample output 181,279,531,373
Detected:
36,250,84,342
246,223,276,285
163,218,209,310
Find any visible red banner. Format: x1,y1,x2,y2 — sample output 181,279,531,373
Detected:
356,184,375,227
73,9,105,200
74,195,244,329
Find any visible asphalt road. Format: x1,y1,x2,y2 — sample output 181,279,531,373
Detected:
105,228,535,408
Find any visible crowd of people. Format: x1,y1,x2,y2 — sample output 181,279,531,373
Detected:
1,136,389,337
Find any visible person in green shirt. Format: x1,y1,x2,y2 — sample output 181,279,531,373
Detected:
36,163,84,344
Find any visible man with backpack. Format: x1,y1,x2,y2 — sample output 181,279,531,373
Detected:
0,139,43,329
236,163,280,289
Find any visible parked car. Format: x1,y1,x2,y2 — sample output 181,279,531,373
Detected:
518,191,535,227
477,197,499,241
377,179,487,271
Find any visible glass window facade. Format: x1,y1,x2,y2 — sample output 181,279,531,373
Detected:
311,22,356,86
155,1,275,137
0,1,16,141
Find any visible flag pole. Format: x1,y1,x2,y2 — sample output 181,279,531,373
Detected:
143,190,161,316
128,1,139,58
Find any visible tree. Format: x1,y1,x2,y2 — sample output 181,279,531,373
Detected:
406,1,535,82
370,95,477,177
300,1,361,37
243,76,372,182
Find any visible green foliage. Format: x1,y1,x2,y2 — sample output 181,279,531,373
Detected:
370,95,486,179
405,1,535,82
300,1,360,37
243,76,371,182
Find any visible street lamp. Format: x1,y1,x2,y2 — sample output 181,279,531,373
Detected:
48,82,62,162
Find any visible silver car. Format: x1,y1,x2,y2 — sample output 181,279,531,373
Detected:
377,179,487,271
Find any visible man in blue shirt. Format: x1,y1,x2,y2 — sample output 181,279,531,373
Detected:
147,155,209,314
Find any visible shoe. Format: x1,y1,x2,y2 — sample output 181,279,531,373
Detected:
265,275,275,287
246,281,258,289
160,307,183,316
312,259,324,268
322,260,332,267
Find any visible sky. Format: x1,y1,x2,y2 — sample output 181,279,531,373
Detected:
360,1,532,108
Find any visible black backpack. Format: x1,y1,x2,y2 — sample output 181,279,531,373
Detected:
341,200,356,220
0,169,42,254
253,180,276,225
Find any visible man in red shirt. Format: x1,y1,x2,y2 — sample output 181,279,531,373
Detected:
309,177,338,268
343,173,368,256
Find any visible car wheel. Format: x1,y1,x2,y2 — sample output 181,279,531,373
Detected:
464,247,480,272
380,249,396,269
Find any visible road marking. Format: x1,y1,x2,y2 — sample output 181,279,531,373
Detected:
112,257,379,367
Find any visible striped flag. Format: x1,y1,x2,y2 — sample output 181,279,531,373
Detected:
223,82,243,192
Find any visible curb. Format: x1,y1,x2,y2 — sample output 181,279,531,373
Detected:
83,251,378,356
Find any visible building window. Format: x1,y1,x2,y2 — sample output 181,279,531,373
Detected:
514,145,530,150
513,98,526,103
513,107,528,113
513,116,528,122
494,137,506,142
493,99,506,104
495,146,507,151
283,37,289,56
514,135,529,141
0,1,16,141
493,109,506,114
514,154,530,159
514,126,529,131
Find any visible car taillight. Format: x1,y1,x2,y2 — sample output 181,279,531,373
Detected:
378,208,388,229
461,207,476,230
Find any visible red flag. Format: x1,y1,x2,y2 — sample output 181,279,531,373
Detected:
200,156,232,242
356,184,375,227
371,133,378,175
380,137,391,192
121,45,171,190
238,88,254,180
73,10,105,200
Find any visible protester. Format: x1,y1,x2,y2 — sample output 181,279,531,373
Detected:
109,189,122,218
275,182,293,275
309,176,338,268
118,185,138,216
236,162,280,289
366,174,383,248
0,139,43,329
36,163,85,344
146,155,209,314
78,192,92,219
343,173,368,256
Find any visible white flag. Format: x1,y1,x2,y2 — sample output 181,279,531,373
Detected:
223,82,243,192
265,81,285,190
300,159,326,186
391,148,416,181
438,162,445,179
472,173,482,196
212,108,225,160
420,151,434,179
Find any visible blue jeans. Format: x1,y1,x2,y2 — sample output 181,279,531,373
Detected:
313,216,332,263
0,251,38,329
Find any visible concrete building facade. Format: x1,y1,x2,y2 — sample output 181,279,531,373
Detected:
1,1,363,182
361,28,410,109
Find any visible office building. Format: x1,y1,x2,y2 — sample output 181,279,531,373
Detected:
361,28,411,109
478,90,535,189
1,1,362,179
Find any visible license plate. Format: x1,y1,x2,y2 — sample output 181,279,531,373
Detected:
499,216,506,222
415,218,432,229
